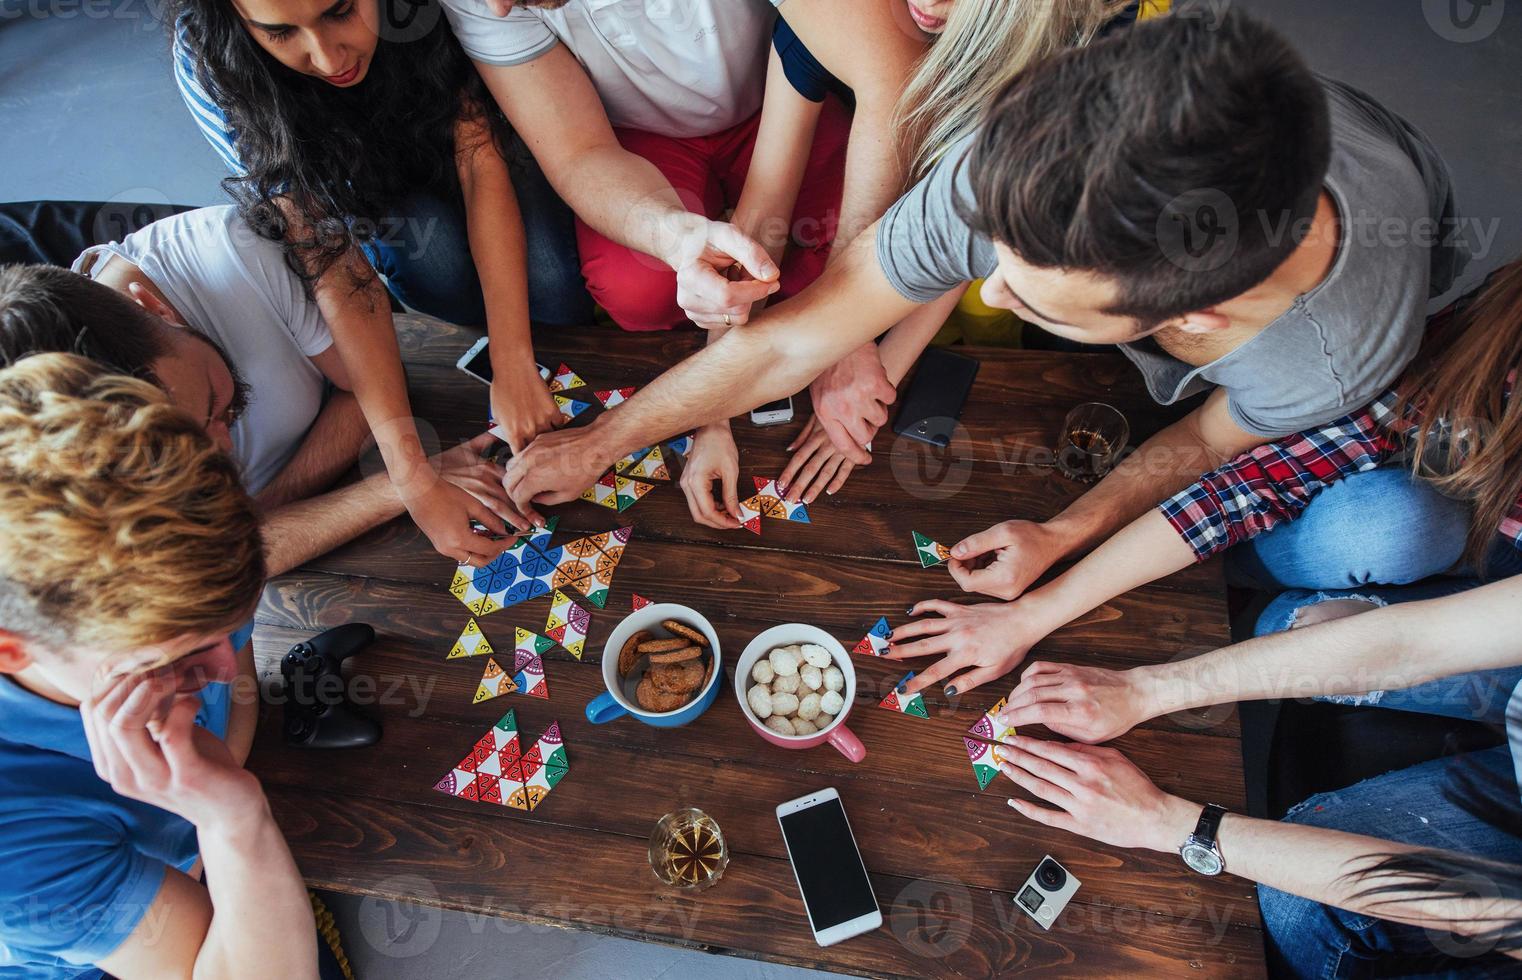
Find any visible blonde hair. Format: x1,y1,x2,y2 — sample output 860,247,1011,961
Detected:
0,353,265,653
898,0,1131,180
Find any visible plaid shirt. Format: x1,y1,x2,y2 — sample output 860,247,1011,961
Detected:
1160,384,1522,561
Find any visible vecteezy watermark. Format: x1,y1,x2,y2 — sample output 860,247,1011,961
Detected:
1423,0,1506,42
890,877,975,958
1156,188,1240,274
889,424,975,502
90,187,183,247
357,875,445,959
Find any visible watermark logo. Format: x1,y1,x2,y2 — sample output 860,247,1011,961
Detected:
889,425,974,501
1423,0,1505,42
357,875,444,958
368,0,443,44
1156,188,1239,274
889,877,974,958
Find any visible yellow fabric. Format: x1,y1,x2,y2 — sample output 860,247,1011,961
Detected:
311,891,355,980
1139,0,1171,18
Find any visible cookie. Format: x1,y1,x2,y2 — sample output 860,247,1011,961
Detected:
662,620,709,647
637,636,690,654
618,630,650,677
648,645,702,665
636,676,689,712
649,660,704,696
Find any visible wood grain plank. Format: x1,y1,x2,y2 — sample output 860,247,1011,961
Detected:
248,626,1255,923
267,788,1266,979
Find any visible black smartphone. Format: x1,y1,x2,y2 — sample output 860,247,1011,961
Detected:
891,347,979,448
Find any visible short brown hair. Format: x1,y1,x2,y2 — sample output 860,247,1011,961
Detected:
0,264,168,379
0,353,265,653
964,10,1331,325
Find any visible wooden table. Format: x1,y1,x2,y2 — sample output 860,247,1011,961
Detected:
248,316,1266,977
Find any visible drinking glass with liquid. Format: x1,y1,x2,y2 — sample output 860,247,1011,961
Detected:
1056,402,1130,483
649,808,728,890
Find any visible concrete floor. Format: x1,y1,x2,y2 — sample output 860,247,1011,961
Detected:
2,2,1519,978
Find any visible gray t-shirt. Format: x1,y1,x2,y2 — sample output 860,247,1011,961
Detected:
877,78,1469,438
73,206,333,494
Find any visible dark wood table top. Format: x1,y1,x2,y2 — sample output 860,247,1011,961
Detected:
248,316,1265,977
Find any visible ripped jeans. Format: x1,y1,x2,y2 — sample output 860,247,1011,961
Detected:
1252,558,1522,975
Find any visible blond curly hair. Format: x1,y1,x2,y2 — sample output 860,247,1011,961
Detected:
0,353,265,654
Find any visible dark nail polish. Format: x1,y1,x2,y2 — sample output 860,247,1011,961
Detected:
885,630,894,639
904,606,915,616
944,685,958,697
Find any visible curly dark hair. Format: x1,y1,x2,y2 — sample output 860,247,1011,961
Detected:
170,0,514,288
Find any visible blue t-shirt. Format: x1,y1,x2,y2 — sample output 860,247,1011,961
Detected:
0,622,252,979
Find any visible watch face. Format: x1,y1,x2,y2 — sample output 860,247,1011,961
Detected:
1182,842,1223,876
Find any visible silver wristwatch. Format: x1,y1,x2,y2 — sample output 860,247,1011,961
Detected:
1180,803,1227,876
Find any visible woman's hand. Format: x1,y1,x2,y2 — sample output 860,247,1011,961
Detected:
81,668,265,832
808,342,896,461
947,520,1068,601
887,598,1054,697
434,432,514,516
779,416,859,504
996,662,1156,744
401,475,522,565
678,423,742,529
489,365,563,456
996,736,1201,853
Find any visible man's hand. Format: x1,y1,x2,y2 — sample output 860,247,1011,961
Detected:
780,416,859,504
490,367,563,455
887,598,1048,697
997,737,1200,853
679,423,743,529
81,668,265,832
401,477,521,565
671,219,780,328
501,426,614,528
948,520,1068,601
996,662,1155,744
809,342,895,462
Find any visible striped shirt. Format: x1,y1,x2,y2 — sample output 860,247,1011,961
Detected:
173,17,243,174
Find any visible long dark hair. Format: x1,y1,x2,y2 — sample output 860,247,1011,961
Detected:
171,0,513,287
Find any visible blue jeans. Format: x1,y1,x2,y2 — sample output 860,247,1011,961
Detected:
1255,579,1522,725
1228,468,1476,590
361,142,591,326
1258,747,1522,978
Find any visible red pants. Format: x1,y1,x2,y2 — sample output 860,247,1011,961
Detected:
577,97,850,332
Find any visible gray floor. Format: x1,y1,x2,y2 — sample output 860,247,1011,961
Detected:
3,2,1519,978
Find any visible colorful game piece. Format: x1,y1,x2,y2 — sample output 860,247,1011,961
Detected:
472,657,520,703
547,363,585,393
613,447,651,474
665,434,694,459
593,386,636,410
433,709,566,812
545,589,591,659
631,593,652,610
879,672,929,718
505,721,569,812
967,696,1016,743
580,471,622,510
510,647,549,699
554,394,592,420
753,477,810,523
912,531,952,568
625,444,669,480
735,497,763,534
965,737,1003,790
447,618,494,660
614,476,655,511
513,626,556,658
852,617,891,657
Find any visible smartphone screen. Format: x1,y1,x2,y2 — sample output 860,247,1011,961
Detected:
460,345,493,383
754,397,791,414
779,797,878,931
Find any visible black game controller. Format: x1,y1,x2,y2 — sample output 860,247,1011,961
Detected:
280,623,382,749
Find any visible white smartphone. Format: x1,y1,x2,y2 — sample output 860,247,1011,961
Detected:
456,336,492,385
776,788,882,947
750,395,794,427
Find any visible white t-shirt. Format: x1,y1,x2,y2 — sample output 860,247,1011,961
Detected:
439,0,781,138
73,206,334,495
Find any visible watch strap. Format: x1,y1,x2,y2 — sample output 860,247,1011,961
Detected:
1192,803,1227,847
